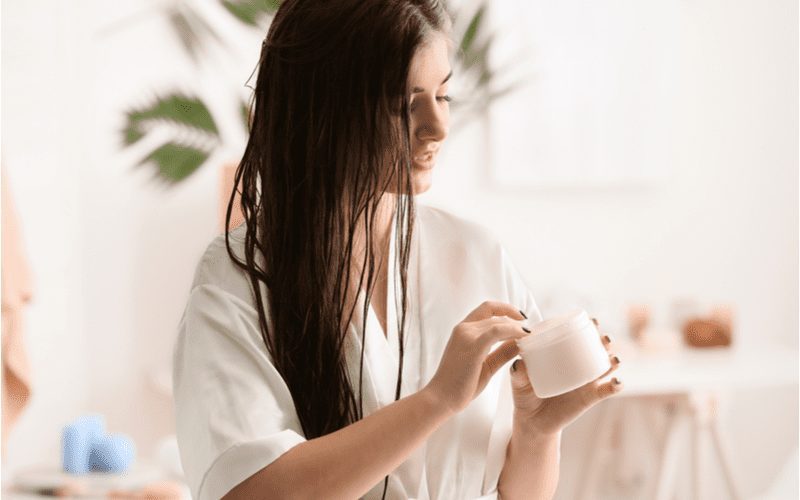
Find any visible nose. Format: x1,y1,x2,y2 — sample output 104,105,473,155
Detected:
414,102,448,144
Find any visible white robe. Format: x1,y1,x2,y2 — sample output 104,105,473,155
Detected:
173,203,544,500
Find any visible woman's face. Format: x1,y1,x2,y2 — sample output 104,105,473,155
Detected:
404,34,451,195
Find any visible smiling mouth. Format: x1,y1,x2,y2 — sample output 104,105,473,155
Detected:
413,152,435,164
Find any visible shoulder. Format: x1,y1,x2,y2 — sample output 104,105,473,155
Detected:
189,223,254,305
177,224,271,358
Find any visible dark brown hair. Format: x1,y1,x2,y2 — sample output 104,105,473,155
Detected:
224,0,451,496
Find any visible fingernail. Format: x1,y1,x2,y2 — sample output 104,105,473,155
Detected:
591,317,599,326
511,359,519,372
613,355,620,364
603,335,611,344
613,377,621,385
519,310,528,319
522,326,531,333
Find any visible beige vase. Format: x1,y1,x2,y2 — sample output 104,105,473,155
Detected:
219,162,245,233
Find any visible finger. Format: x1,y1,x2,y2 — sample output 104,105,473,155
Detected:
508,357,533,389
592,317,613,354
574,354,620,395
484,340,519,378
601,333,612,353
478,340,521,394
596,377,624,400
472,315,520,330
464,300,527,323
596,354,621,379
477,320,531,350
573,375,623,408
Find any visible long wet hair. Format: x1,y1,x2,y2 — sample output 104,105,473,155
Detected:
223,0,452,496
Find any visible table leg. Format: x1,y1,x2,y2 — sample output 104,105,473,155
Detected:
691,407,702,500
613,402,644,494
575,401,615,500
651,397,687,500
708,412,743,500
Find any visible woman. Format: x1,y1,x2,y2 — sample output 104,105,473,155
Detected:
172,1,623,499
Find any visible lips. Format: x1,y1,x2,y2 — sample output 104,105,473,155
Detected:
412,152,436,169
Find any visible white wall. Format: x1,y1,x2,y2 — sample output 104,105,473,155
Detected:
422,1,799,497
2,0,92,483
2,0,796,498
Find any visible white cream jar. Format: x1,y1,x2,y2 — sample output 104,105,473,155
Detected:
516,309,611,398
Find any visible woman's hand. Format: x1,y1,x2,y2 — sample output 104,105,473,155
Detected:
509,317,623,436
424,301,529,415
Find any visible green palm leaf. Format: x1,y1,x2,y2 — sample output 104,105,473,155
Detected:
124,93,219,146
167,7,229,63
143,143,211,183
220,0,281,27
122,93,221,182
461,33,494,75
450,2,529,124
460,4,485,56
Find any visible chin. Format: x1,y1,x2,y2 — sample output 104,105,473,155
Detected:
384,168,433,195
411,170,433,195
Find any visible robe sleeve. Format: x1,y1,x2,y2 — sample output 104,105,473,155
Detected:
172,284,307,500
481,245,544,497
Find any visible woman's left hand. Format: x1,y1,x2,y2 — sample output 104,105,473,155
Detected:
509,317,623,436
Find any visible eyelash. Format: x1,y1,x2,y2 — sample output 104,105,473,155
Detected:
409,95,452,112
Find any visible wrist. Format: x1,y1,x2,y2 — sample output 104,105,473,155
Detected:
512,412,562,443
419,385,457,420
509,419,563,466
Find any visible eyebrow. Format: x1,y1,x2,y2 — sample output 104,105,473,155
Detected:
411,69,453,94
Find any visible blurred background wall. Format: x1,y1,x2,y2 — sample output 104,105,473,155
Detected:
2,0,797,498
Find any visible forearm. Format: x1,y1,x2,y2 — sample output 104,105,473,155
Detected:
497,418,562,500
224,387,453,499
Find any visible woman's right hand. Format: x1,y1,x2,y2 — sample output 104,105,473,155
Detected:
424,301,529,415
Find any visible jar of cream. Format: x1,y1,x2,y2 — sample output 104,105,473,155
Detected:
516,309,611,398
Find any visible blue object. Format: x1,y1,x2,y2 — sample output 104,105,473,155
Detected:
88,433,136,473
61,413,136,474
61,414,105,474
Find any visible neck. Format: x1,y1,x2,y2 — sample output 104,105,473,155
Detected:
343,194,395,317
351,194,395,275
369,194,396,257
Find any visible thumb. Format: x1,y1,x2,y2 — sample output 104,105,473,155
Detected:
509,358,544,414
509,358,533,394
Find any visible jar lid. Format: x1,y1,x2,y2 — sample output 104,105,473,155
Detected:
517,309,591,350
